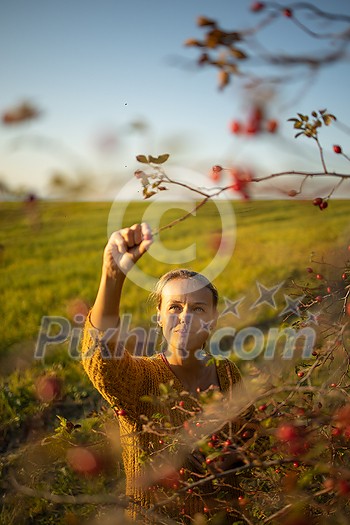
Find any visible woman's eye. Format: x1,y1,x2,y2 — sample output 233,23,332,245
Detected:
194,307,204,312
169,305,181,311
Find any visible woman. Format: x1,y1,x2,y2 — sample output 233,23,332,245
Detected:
81,223,250,523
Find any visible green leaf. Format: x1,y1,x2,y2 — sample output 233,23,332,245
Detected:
140,395,154,403
148,153,170,164
136,154,149,164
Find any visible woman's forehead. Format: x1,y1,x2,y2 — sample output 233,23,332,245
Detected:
161,278,213,301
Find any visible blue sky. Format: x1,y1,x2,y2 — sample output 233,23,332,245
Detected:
1,0,350,199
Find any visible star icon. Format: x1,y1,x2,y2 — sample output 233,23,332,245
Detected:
305,310,320,326
250,281,285,310
279,294,305,318
196,319,213,334
219,296,245,319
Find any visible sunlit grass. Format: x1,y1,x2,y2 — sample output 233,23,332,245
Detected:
1,199,349,362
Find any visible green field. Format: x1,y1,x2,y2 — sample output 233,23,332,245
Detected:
1,199,349,364
1,199,350,524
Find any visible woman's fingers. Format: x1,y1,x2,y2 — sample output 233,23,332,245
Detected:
109,231,127,254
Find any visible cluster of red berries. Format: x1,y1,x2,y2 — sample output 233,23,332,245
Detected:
312,197,328,210
305,265,349,308
210,165,252,200
229,106,278,136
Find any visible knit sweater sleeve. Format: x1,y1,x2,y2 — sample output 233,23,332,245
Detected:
80,312,146,419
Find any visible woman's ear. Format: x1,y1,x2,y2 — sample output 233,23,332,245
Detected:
157,310,162,326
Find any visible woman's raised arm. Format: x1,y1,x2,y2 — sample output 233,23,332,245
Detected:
90,222,153,332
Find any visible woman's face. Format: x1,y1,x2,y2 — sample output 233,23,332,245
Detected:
157,278,218,355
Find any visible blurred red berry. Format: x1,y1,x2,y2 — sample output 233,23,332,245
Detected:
338,479,350,496
36,375,62,402
342,273,347,280
283,8,293,17
266,119,278,133
276,424,298,442
313,197,323,206
117,409,127,416
288,189,298,197
250,1,265,11
297,371,305,378
230,120,241,134
316,274,323,280
319,201,328,210
306,267,313,273
67,447,102,476
315,295,323,303
333,145,342,154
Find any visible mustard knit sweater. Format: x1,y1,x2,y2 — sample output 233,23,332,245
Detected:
81,315,244,523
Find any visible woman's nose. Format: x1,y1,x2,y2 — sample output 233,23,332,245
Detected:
179,310,192,325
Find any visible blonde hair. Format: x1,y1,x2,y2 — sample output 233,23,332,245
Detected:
150,269,218,309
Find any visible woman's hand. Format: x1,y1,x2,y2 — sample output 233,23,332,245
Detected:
103,222,153,279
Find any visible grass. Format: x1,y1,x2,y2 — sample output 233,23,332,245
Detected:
1,199,349,363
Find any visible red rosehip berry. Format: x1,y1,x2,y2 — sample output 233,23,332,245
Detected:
338,479,350,496
283,8,293,17
293,462,300,468
315,295,323,303
230,120,241,134
342,273,347,280
117,409,126,416
319,201,328,210
238,495,248,506
212,165,223,172
179,400,185,408
333,145,342,154
316,274,323,280
306,267,313,273
245,122,259,135
326,286,332,294
224,439,233,447
331,427,342,437
288,189,298,197
297,371,305,378
203,506,210,513
250,1,265,12
207,441,215,448
276,424,298,442
313,197,323,206
330,383,337,388
187,488,193,494
205,458,212,465
266,119,278,133
258,404,267,411
179,467,185,476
